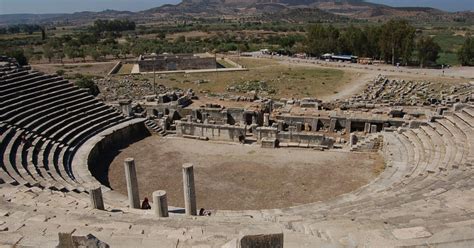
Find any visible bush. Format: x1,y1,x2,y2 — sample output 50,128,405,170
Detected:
6,49,28,66
56,69,65,76
75,76,100,96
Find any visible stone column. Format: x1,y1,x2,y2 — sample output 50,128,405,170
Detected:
312,119,318,131
263,113,270,127
370,124,377,133
118,99,132,117
350,133,357,146
364,122,371,133
345,119,352,133
182,163,197,216
124,158,140,209
153,190,169,217
277,121,284,131
89,186,105,210
296,122,303,132
304,123,311,132
329,118,337,132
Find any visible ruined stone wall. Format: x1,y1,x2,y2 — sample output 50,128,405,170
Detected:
176,121,246,142
139,57,216,72
86,120,150,187
276,115,405,132
277,132,331,146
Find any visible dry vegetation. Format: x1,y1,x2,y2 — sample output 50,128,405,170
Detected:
117,57,354,99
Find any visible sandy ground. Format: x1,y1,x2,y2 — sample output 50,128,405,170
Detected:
108,136,383,211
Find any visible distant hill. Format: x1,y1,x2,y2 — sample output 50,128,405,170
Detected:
0,0,472,26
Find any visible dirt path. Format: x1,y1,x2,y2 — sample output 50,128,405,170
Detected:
273,56,473,101
108,136,383,211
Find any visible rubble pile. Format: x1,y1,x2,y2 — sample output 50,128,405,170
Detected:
344,76,473,107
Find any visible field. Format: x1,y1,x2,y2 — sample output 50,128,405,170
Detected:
108,136,383,210
32,62,116,77
118,57,353,99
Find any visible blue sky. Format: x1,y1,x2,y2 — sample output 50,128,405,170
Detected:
0,0,472,15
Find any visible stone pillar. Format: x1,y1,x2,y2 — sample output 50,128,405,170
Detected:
277,121,284,131
118,99,132,117
329,119,337,132
370,124,377,133
350,133,357,146
186,115,192,122
312,119,319,131
89,186,105,210
182,163,197,216
296,122,303,132
153,190,169,218
124,158,140,209
345,119,352,133
453,103,464,112
263,113,270,127
304,123,311,132
364,122,371,133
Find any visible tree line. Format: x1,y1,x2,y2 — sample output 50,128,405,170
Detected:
305,20,448,67
1,18,472,67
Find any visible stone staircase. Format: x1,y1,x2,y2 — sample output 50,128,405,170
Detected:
350,133,383,152
144,119,167,136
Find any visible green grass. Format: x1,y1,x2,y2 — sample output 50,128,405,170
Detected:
428,31,466,66
437,52,459,66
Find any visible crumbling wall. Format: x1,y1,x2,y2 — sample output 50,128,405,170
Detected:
139,56,216,72
176,121,246,142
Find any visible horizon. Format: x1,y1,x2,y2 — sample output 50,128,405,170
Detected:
0,0,472,15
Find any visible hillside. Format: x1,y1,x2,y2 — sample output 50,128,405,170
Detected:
0,0,472,25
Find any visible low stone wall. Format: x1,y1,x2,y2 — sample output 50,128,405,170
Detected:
72,119,150,188
277,132,332,147
176,121,246,142
108,61,122,75
139,56,216,72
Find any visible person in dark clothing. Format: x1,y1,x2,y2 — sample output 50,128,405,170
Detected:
199,208,211,216
141,197,151,209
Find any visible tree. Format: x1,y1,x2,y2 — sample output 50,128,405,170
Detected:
77,46,86,62
458,37,474,66
379,19,416,65
416,36,441,68
120,43,131,59
6,49,28,66
364,25,382,59
339,25,367,56
305,24,340,56
56,50,65,64
75,76,100,96
43,44,55,63
64,45,78,62
23,47,35,62
86,46,101,61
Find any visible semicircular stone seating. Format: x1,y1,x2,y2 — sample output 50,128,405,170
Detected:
1,57,474,247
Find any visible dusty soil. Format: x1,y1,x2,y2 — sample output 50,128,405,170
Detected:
108,136,384,211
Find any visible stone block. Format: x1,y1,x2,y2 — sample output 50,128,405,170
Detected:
223,228,283,248
392,226,432,240
58,233,109,248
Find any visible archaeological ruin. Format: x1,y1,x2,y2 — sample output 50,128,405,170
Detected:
0,55,474,247
137,53,217,72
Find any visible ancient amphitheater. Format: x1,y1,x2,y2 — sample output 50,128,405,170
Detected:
1,55,473,247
